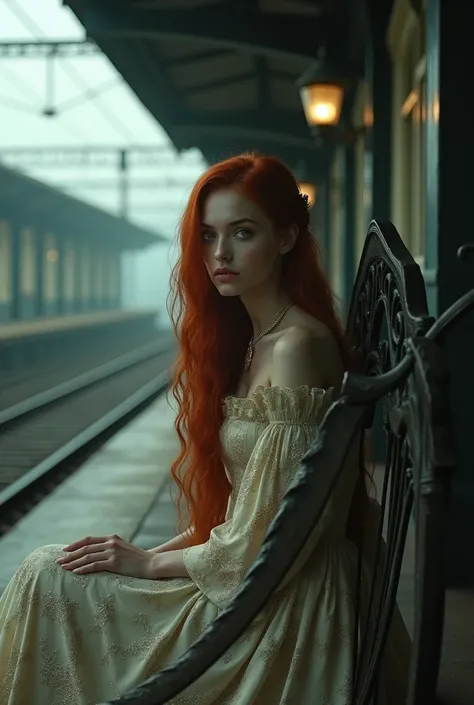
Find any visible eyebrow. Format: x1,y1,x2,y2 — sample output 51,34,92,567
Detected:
201,218,257,229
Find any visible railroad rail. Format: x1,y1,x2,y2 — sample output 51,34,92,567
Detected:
0,339,176,537
0,327,167,408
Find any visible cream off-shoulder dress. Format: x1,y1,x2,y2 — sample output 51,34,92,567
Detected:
0,385,410,705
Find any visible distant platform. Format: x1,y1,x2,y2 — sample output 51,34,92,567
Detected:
0,308,160,342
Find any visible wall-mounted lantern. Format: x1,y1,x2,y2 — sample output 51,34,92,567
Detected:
298,181,317,208
297,58,346,129
297,55,366,143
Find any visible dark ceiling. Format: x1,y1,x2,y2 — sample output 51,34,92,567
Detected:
67,0,367,179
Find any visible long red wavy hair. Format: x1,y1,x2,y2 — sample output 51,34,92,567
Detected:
168,153,370,547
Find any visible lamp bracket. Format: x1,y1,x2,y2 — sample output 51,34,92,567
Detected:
311,124,367,145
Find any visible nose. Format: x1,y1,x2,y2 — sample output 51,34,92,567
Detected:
214,235,233,263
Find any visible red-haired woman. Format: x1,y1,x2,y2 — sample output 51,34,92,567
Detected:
0,154,409,704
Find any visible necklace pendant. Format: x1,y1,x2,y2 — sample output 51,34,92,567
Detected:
243,302,293,373
244,343,254,371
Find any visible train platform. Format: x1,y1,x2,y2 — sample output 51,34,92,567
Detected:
0,307,168,405
0,307,159,342
0,390,178,596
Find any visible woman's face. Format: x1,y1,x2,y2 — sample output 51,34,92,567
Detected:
201,189,290,298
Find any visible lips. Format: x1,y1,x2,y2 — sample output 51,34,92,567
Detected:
214,268,238,276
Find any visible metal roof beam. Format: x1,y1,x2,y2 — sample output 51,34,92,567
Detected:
163,49,231,70
76,36,188,150
53,178,197,190
0,163,166,247
185,73,254,95
0,145,200,169
255,56,271,108
172,110,318,151
196,137,327,179
183,68,297,96
71,2,327,62
0,40,100,58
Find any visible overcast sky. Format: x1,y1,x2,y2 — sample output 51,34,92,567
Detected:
0,0,208,319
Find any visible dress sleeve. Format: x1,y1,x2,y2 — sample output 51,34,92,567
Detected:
182,386,334,609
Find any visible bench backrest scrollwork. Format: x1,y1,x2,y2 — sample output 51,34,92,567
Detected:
345,220,451,705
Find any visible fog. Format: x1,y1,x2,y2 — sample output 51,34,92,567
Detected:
0,0,208,325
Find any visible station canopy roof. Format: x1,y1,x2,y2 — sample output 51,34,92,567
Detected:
66,0,366,179
0,161,166,249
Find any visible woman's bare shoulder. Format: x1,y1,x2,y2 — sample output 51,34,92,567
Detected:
271,313,344,390
285,306,335,340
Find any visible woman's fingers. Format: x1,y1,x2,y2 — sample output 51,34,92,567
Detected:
72,561,109,575
60,551,110,572
57,542,104,563
62,536,108,552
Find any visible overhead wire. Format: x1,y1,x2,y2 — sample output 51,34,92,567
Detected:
5,0,136,143
0,60,43,103
55,77,122,114
1,0,199,229
0,94,38,114
0,57,120,119
0,0,90,140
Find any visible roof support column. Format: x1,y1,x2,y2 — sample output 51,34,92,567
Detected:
425,0,474,588
10,221,20,321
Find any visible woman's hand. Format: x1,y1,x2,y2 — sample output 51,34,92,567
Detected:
56,534,155,579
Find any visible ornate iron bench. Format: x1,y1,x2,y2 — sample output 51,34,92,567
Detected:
103,221,474,705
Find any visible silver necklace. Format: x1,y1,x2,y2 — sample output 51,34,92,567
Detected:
244,302,293,371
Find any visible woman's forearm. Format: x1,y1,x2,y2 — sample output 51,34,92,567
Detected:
149,549,189,579
148,528,193,555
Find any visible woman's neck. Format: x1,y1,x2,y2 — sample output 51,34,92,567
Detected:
240,291,292,338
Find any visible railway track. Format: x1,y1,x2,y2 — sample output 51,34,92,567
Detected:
0,328,165,409
0,339,176,536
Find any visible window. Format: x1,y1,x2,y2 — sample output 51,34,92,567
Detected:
353,82,374,266
329,148,344,306
388,0,426,268
20,228,36,296
64,239,76,302
109,253,120,302
0,222,11,303
94,250,105,302
81,244,90,301
44,233,59,302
